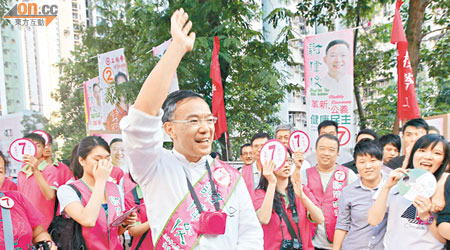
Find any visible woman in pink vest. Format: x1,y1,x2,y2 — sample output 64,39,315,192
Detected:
254,150,324,250
0,191,56,249
124,174,153,250
57,136,137,250
0,151,17,191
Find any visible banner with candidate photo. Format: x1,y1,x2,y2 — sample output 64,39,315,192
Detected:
304,29,355,150
96,48,130,131
83,77,103,131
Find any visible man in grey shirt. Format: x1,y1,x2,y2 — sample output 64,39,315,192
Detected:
333,140,389,250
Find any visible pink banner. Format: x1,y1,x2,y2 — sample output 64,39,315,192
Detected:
304,29,355,149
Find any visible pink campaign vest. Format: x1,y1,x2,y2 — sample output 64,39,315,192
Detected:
154,160,241,250
241,164,256,203
306,165,349,243
71,180,123,250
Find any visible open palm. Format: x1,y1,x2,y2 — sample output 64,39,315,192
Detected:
170,8,195,53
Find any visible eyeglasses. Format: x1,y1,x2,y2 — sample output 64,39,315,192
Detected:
170,117,218,127
286,158,294,165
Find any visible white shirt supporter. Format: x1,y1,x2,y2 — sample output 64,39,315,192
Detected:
121,106,263,250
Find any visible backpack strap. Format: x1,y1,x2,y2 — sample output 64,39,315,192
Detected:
0,192,14,250
67,184,82,199
135,230,149,250
132,187,140,205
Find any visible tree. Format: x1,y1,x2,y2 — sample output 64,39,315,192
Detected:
51,0,294,159
21,111,50,135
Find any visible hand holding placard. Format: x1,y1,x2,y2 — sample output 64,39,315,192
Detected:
259,140,287,171
9,138,37,163
288,130,310,153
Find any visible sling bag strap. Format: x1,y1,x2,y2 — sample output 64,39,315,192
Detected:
277,201,302,243
132,187,140,205
185,160,221,213
131,186,149,250
135,230,149,250
0,192,14,250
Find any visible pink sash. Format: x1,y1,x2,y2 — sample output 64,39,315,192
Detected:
154,160,240,250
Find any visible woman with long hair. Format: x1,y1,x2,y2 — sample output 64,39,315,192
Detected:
368,134,450,249
254,150,324,250
57,136,136,249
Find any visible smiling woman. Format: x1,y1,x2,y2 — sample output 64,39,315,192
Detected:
368,134,450,250
406,134,449,180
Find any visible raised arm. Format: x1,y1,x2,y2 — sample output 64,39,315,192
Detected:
134,8,195,115
256,161,277,224
23,155,56,200
368,168,406,226
292,152,324,224
62,159,112,227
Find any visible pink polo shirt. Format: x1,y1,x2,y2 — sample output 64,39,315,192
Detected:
0,191,44,249
110,166,124,185
56,162,73,185
17,163,60,229
122,173,137,195
254,189,316,250
124,186,153,250
0,178,17,191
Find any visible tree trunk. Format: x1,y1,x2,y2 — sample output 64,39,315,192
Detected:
406,0,431,81
353,5,366,129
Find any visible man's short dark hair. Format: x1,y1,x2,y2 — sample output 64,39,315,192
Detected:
240,143,251,155
110,138,123,146
251,133,270,145
379,134,401,152
402,118,429,134
353,139,383,161
317,120,338,135
24,133,46,146
315,134,340,152
325,40,350,54
356,129,378,141
162,90,204,123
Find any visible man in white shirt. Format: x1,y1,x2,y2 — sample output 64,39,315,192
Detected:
121,9,263,249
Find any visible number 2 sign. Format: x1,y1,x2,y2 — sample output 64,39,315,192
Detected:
9,138,37,162
288,130,310,153
259,139,287,171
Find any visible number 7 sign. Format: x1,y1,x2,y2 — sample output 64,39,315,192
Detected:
259,139,287,171
9,138,37,162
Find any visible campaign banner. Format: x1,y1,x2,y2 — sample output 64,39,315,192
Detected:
96,48,130,131
83,77,104,130
304,29,355,150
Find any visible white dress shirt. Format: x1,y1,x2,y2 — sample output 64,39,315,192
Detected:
121,106,263,250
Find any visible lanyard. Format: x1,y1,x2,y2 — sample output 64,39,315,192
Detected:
185,160,220,212
1,192,14,250
276,194,302,244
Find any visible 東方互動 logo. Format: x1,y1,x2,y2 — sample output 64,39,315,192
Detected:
3,2,58,27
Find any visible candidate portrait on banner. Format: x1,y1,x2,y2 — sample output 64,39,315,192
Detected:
304,29,355,150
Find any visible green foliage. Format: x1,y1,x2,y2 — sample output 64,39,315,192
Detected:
268,0,449,134
50,0,293,160
21,112,49,135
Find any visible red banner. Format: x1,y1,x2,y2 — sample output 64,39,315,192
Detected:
391,0,420,120
211,36,227,140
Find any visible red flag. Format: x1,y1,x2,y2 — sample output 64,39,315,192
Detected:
391,0,420,120
391,0,407,44
210,36,228,140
